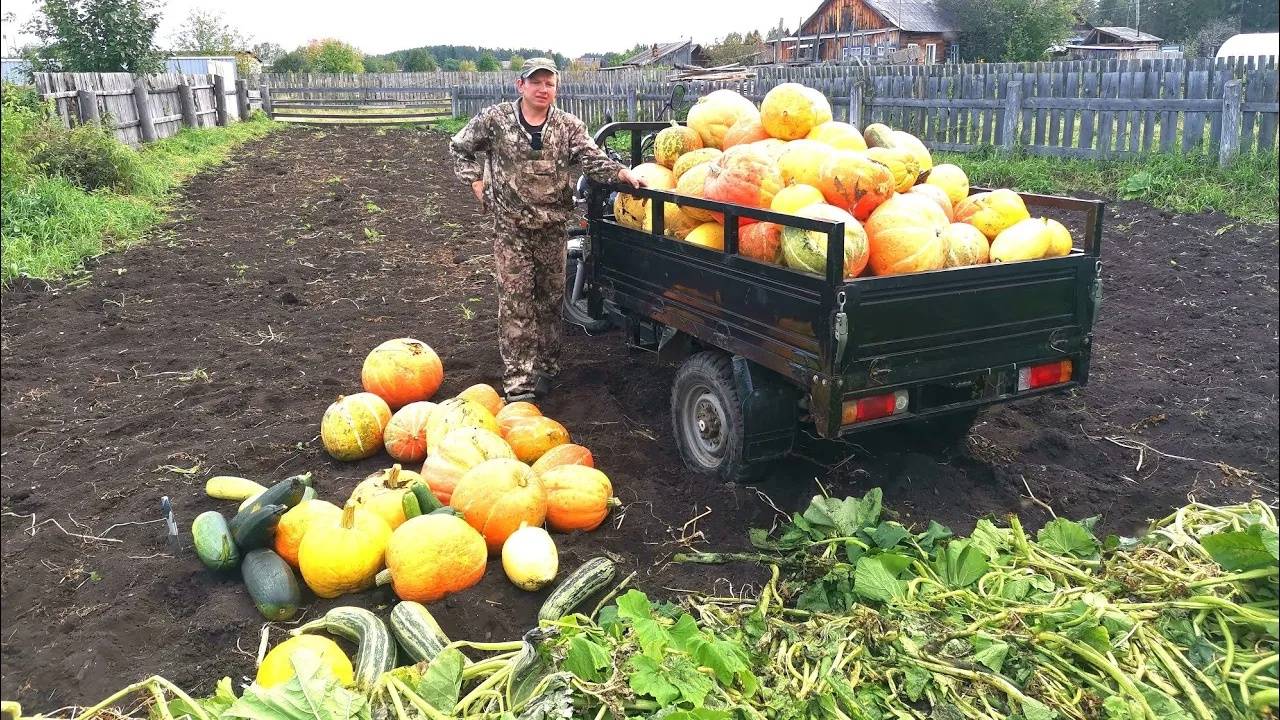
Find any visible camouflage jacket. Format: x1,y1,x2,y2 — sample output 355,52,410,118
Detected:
450,101,623,228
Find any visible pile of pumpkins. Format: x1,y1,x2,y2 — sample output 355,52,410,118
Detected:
616,83,1073,278
195,337,618,622
312,338,617,601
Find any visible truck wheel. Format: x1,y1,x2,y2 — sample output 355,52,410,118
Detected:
671,352,759,482
562,256,611,334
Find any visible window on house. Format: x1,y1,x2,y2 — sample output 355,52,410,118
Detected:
926,43,937,64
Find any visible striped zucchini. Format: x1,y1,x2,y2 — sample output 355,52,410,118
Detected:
389,601,453,663
241,549,301,621
537,557,616,622
191,510,240,571
294,606,395,689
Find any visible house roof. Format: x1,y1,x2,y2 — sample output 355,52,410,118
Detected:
800,0,956,34
622,40,697,65
1091,26,1163,43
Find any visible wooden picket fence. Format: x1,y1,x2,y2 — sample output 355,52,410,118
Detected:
262,58,1278,165
33,72,259,145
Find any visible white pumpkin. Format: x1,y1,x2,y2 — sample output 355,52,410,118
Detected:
501,523,559,591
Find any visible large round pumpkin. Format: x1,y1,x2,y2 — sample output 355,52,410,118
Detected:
721,118,771,149
671,147,722,180
675,162,717,222
954,189,1030,240
704,145,784,222
321,393,392,462
350,464,427,530
861,122,896,149
450,459,547,553
865,146,921,193
806,121,867,151
505,416,570,463
686,89,760,149
539,465,618,533
425,397,499,455
385,513,487,602
892,130,933,172
275,499,342,568
864,194,949,276
456,384,503,416
684,222,725,251
654,125,703,169
740,222,784,265
1043,218,1073,257
496,401,542,437
771,183,825,216
384,401,437,463
298,502,391,599
761,83,833,140
776,139,834,188
530,444,595,474
420,427,516,505
817,150,895,221
908,184,954,221
361,338,443,409
942,222,990,268
780,203,870,278
749,138,789,163
613,162,676,230
990,217,1053,263
925,164,970,205
644,200,703,241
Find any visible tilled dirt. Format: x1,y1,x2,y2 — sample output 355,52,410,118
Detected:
1,126,1276,708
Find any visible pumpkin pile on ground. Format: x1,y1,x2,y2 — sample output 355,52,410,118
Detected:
627,83,1075,276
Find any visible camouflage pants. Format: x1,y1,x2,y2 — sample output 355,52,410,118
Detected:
492,215,566,396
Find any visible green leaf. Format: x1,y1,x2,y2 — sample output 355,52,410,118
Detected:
1202,524,1280,571
668,614,754,691
615,589,653,620
664,711,733,720
932,540,990,588
163,676,237,718
417,647,465,713
915,520,954,551
871,521,910,549
1021,697,1059,720
224,652,370,720
1000,578,1032,601
626,655,680,706
801,489,883,539
1037,518,1100,559
973,640,1011,673
854,556,905,603
1069,624,1112,655
903,665,931,702
632,617,670,659
564,636,611,683
970,519,1013,560
796,565,856,613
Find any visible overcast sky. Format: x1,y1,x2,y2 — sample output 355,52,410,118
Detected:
1,0,802,58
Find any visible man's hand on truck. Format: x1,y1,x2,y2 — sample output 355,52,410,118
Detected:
617,167,645,189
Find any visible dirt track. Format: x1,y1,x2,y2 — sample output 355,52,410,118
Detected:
1,125,1276,707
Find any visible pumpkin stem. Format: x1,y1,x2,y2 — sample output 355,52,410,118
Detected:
340,501,357,530
387,463,402,487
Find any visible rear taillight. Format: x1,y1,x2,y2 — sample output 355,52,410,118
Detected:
1017,360,1073,391
842,389,909,425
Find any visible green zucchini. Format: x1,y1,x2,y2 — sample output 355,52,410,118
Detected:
402,491,423,520
241,548,302,621
389,601,453,664
294,606,395,689
192,510,240,571
228,502,286,551
537,557,617,622
409,481,442,512
239,472,312,513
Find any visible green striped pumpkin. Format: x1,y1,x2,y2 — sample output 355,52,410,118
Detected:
293,606,394,689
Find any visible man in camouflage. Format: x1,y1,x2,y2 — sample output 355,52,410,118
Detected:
451,57,643,401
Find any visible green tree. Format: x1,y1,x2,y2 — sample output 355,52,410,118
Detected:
458,59,478,72
251,41,284,66
363,55,398,72
442,58,461,71
305,38,364,73
940,0,1076,61
507,53,526,70
476,51,500,71
25,0,164,73
404,48,437,71
270,48,309,72
704,31,763,66
171,8,248,54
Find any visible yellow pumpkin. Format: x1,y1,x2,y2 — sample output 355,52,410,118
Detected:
671,147,723,181
990,218,1053,263
941,223,990,268
298,501,391,599
760,83,833,140
806,121,868,151
954,189,1030,240
644,200,704,240
891,130,933,172
385,513,487,602
420,427,516,505
425,397,499,455
865,146,922,193
675,162,717,223
925,163,970,205
256,635,353,688
654,124,704,169
275,499,342,567
770,183,826,215
496,401,542,438
686,89,760,149
1043,218,1073,257
320,393,392,462
613,163,676,230
349,464,426,530
539,465,619,533
684,222,725,251
776,139,834,188
456,383,504,416
450,458,547,554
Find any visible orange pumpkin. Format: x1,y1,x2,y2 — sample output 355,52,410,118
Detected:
420,427,515,505
496,401,542,438
864,194,949,276
530,444,595,474
384,401,437,463
540,466,618,533
425,397,499,455
385,513,487,602
321,393,392,462
361,338,444,409
505,416,570,463
703,145,784,224
274,499,342,567
953,189,1030,240
739,222,784,265
817,150,895,221
450,459,547,553
456,384,503,416
722,118,771,149
908,184,954,222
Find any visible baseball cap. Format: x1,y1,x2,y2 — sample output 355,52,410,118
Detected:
520,57,559,79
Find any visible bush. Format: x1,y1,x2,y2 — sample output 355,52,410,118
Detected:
24,119,145,192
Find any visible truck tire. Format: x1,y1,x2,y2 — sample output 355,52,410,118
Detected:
670,352,760,482
562,256,612,334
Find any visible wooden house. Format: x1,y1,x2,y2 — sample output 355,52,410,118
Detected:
1064,26,1165,59
619,40,706,68
766,0,958,64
